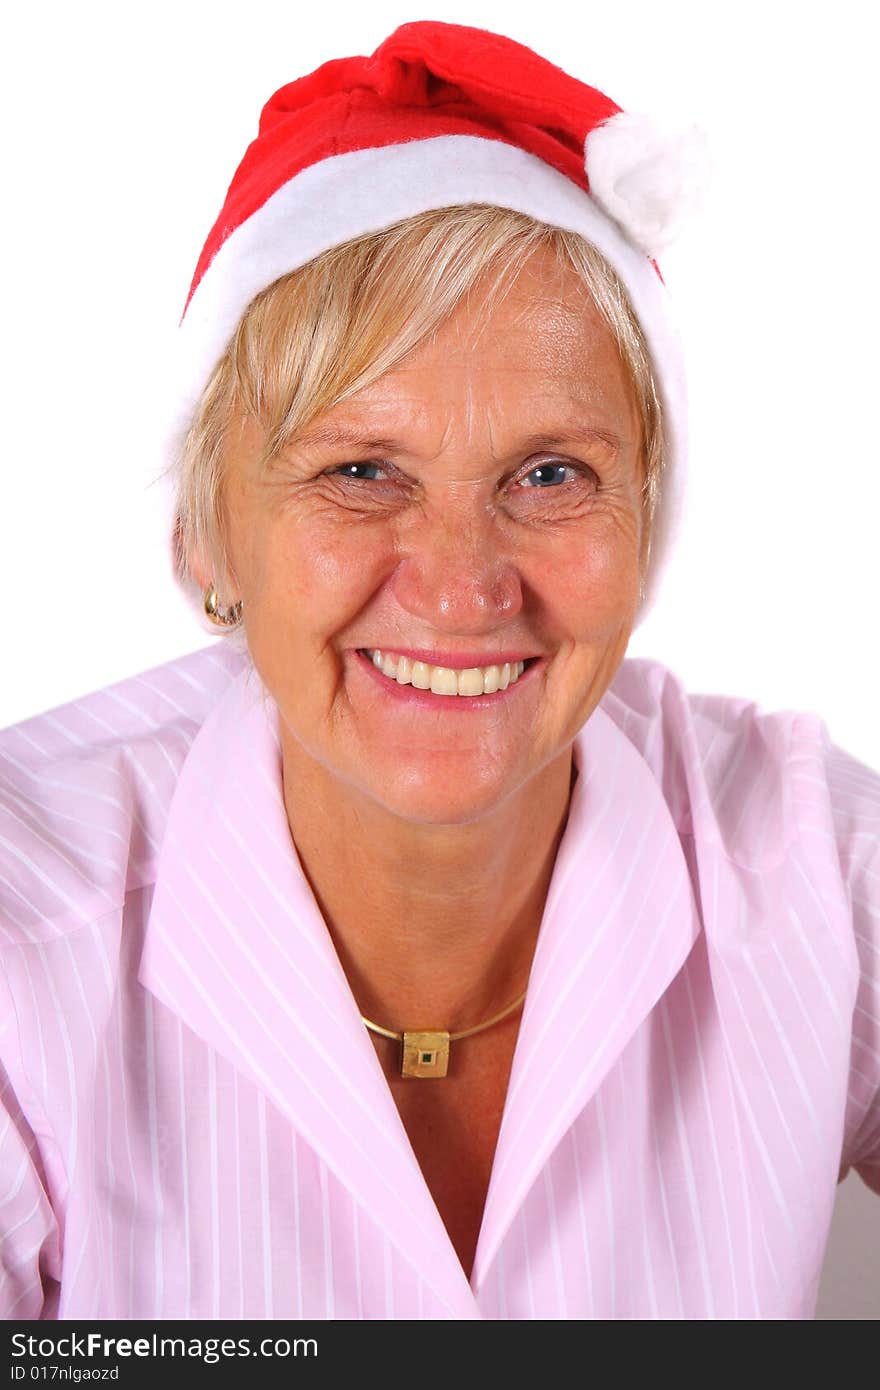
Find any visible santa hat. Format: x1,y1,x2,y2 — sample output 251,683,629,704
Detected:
162,19,708,632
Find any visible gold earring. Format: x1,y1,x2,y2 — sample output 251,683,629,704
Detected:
204,585,243,627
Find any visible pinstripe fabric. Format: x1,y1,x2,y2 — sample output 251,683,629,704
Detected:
0,643,877,1320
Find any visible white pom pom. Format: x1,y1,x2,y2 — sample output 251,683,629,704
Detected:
585,110,711,258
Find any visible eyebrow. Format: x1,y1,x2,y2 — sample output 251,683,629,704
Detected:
286,421,624,456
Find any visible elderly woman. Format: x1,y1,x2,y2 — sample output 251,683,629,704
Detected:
1,19,878,1323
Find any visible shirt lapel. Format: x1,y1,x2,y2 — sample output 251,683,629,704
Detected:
472,701,702,1288
138,664,480,1320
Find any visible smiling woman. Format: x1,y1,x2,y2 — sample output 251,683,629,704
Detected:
173,203,664,668
181,233,652,859
1,17,878,1324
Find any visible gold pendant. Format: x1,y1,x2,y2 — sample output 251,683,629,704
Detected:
401,1030,450,1078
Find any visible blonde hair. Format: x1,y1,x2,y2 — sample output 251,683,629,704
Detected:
166,204,665,650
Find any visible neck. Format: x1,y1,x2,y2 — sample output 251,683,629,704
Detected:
279,735,577,1031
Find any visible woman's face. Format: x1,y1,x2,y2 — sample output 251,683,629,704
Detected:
216,246,647,824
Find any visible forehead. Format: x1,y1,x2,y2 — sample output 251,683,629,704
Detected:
335,253,637,429
421,250,621,367
332,250,628,422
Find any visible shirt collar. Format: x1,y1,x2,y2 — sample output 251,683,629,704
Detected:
139,660,700,1313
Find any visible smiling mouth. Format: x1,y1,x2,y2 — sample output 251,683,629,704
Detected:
354,647,544,707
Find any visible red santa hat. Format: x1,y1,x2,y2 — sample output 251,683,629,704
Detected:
163,19,708,632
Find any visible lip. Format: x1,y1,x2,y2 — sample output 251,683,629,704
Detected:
353,648,545,711
356,646,540,669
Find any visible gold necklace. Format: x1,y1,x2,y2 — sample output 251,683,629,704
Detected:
361,987,528,1078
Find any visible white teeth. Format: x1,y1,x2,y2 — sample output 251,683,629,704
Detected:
365,650,527,697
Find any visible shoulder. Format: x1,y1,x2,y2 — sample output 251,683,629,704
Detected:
0,643,250,947
602,654,860,871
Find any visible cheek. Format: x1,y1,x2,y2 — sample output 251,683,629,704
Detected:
244,521,386,648
535,522,642,636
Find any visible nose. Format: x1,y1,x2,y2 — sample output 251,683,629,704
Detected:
389,509,525,634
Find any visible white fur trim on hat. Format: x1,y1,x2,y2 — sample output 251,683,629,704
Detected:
585,111,711,259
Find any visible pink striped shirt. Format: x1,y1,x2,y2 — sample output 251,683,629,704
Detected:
1,643,878,1320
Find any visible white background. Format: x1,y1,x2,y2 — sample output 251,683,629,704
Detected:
2,0,878,1315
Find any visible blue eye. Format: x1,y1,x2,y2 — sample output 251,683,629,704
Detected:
331,462,385,481
326,459,597,487
521,461,598,488
524,463,574,487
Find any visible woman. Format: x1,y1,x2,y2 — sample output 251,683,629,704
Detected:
1,19,877,1321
